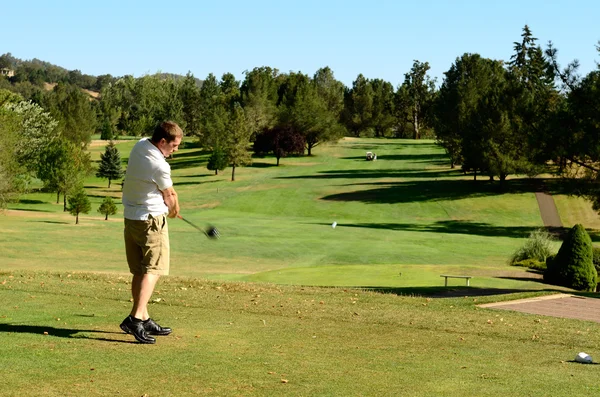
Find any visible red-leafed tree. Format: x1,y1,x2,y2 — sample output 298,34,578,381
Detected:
253,125,305,166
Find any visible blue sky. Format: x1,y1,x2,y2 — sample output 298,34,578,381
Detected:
3,0,598,87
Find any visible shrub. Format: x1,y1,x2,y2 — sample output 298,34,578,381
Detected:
592,247,600,272
509,229,556,265
544,224,597,291
511,259,546,271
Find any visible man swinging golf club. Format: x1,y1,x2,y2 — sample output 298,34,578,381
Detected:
120,121,183,344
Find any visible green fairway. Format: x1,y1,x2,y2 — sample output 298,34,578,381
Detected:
4,137,582,287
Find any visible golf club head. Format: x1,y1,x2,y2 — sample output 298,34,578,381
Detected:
205,226,220,239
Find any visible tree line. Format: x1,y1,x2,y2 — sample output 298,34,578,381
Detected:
1,25,599,212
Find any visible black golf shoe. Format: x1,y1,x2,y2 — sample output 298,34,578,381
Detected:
144,318,172,336
120,316,156,344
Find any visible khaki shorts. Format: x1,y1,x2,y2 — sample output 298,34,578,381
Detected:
124,214,170,275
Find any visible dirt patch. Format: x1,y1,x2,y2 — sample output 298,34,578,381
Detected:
3,209,53,219
89,140,130,148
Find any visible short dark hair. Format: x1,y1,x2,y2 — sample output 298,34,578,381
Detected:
151,121,183,143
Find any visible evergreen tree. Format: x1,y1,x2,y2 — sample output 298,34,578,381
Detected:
67,187,91,224
98,196,118,220
397,60,437,140
179,72,202,137
207,146,227,175
225,103,252,181
545,224,597,291
96,141,124,188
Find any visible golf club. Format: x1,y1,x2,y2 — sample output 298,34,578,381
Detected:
180,216,220,239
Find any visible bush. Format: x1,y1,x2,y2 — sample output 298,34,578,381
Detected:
592,247,600,272
544,224,597,291
509,229,556,265
511,259,546,271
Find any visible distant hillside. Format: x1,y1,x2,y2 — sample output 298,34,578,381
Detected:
1,52,203,96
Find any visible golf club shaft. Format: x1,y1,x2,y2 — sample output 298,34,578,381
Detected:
180,216,208,236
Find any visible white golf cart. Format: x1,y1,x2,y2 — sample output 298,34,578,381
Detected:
366,151,377,161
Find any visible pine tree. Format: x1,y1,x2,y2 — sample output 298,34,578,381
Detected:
98,196,118,220
544,224,597,291
67,187,91,224
225,103,253,181
96,141,124,188
207,146,227,175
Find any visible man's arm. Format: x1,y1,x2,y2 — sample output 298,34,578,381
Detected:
161,186,180,218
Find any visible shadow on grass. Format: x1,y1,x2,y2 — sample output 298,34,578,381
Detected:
251,162,278,168
32,220,70,225
0,323,135,344
174,180,222,187
8,208,54,213
359,286,539,298
316,178,573,205
281,169,460,180
17,199,47,205
169,148,211,159
312,220,537,239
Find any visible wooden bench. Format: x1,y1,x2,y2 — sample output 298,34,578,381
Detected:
441,275,472,286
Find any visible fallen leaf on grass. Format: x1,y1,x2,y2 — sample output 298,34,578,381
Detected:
281,379,289,384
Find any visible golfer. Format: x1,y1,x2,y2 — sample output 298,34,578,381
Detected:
120,121,183,344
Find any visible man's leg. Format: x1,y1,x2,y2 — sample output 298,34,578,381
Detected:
130,273,160,320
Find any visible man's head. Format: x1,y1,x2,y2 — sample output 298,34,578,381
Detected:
151,121,183,157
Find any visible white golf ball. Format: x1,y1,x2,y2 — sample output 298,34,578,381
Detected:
575,352,593,364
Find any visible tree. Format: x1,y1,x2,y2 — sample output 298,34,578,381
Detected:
240,67,279,136
278,72,343,155
342,74,374,136
67,187,91,224
370,78,396,137
253,125,305,166
207,146,227,175
98,196,118,220
435,53,491,168
225,103,253,181
179,72,202,137
0,106,25,207
96,141,125,187
197,73,227,148
42,83,97,146
397,60,437,139
37,139,92,210
545,42,600,212
313,67,345,118
507,25,559,166
544,224,597,291
4,99,59,173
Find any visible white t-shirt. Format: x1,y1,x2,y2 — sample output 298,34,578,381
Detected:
122,138,172,220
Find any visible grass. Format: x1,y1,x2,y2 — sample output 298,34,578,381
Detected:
3,138,578,285
1,271,600,397
2,137,600,395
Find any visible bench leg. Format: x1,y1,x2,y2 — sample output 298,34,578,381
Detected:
466,279,470,286
444,277,448,287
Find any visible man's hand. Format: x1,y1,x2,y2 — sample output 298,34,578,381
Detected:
161,186,180,218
